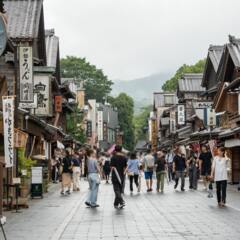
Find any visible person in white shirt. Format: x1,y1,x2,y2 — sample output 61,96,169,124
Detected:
211,147,229,207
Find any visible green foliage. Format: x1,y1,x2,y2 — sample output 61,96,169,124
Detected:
18,148,36,180
66,106,86,144
162,59,206,91
108,93,135,151
133,105,152,142
61,56,113,103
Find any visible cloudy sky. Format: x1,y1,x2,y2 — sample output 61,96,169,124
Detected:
44,0,240,80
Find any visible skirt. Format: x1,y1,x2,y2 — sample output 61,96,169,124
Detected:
62,173,72,187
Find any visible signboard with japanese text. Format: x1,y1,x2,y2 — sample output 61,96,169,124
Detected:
103,122,108,141
207,108,216,126
86,121,92,137
19,46,34,103
2,96,14,168
14,129,28,148
55,96,62,112
34,75,52,116
177,105,185,125
97,111,103,141
19,93,37,109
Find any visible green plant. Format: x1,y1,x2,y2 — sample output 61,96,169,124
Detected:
18,148,36,183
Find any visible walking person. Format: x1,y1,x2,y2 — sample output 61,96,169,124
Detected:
143,149,155,192
173,147,187,191
72,151,81,191
110,145,127,209
199,145,213,192
126,152,140,194
60,150,73,195
210,147,229,207
85,149,101,208
165,149,175,182
155,150,167,193
103,153,111,184
188,148,199,190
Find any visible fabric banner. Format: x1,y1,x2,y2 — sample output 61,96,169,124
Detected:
2,96,15,168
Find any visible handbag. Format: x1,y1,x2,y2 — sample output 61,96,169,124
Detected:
127,172,134,177
96,174,101,185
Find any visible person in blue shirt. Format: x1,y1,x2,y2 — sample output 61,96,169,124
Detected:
126,152,140,194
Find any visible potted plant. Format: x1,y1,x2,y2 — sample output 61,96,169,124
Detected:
18,148,36,198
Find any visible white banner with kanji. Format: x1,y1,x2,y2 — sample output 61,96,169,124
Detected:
2,96,15,168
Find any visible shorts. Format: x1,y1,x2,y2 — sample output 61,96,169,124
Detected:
144,171,153,180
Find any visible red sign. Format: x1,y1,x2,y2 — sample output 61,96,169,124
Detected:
55,96,62,112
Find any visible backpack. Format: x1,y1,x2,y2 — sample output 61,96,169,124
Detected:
145,155,155,171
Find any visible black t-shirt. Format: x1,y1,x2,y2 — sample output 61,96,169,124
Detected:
155,157,166,172
110,154,127,181
72,157,80,167
173,155,186,171
62,156,73,173
199,152,212,171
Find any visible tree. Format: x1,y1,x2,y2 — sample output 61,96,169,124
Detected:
61,56,113,103
133,105,152,143
162,59,206,91
66,106,86,144
108,93,135,151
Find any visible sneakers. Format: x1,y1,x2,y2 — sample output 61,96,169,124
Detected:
91,204,100,208
174,184,178,189
66,189,71,195
85,202,91,207
181,188,185,192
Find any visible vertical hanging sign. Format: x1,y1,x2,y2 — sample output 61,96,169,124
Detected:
19,46,34,104
2,96,15,168
177,105,185,125
97,111,103,141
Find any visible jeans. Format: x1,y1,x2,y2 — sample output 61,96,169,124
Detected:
73,167,81,190
189,166,198,190
216,180,227,203
175,171,185,189
129,175,139,191
156,171,165,191
167,163,174,181
86,173,99,205
113,180,124,206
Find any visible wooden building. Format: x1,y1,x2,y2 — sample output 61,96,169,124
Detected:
212,35,240,183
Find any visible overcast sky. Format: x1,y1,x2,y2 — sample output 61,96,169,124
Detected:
44,0,240,81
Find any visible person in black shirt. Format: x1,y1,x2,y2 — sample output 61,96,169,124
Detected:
110,145,127,209
173,147,187,191
61,150,73,195
188,148,199,190
155,151,167,193
199,145,213,193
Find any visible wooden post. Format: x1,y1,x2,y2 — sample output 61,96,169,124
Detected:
0,161,3,217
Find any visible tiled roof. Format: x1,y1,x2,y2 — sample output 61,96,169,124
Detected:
208,45,224,72
178,73,205,92
4,0,43,39
45,29,59,68
227,35,240,67
153,92,177,108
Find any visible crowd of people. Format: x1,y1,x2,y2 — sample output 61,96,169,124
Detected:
51,143,230,210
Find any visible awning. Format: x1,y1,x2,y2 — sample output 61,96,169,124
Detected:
225,139,240,148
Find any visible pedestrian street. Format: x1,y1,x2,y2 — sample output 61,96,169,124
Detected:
3,178,240,240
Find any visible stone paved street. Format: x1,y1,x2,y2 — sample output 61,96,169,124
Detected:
2,178,240,240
